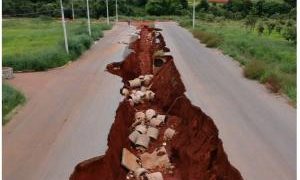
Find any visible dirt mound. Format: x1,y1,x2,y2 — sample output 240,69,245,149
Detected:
70,25,243,180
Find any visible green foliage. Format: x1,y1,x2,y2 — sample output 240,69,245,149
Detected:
2,84,25,124
283,25,296,44
266,20,276,35
257,22,265,35
196,0,209,11
244,15,258,31
244,60,266,79
192,30,222,47
3,18,112,71
181,19,296,102
275,24,283,34
145,0,185,16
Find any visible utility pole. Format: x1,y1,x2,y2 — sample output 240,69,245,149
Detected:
192,0,195,29
60,0,69,54
106,0,109,24
86,0,91,36
71,0,75,20
115,0,118,22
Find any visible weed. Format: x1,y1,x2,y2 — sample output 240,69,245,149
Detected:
2,84,26,124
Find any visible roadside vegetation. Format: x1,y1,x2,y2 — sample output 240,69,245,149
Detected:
177,0,296,104
2,0,297,104
3,18,112,71
2,84,26,125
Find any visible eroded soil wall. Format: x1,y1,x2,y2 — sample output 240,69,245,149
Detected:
70,25,243,180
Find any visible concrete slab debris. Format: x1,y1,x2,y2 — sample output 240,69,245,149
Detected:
164,128,175,140
147,127,159,140
129,78,142,88
129,130,140,143
140,147,170,170
134,168,148,179
135,124,147,134
146,172,164,180
136,134,150,148
146,109,156,120
121,148,141,171
149,118,163,127
135,112,146,122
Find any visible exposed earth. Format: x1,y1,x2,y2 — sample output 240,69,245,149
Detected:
3,22,296,180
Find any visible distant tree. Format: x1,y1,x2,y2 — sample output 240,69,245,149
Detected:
283,25,296,44
288,8,296,20
197,0,209,11
257,22,265,35
283,0,296,7
275,25,282,34
179,0,188,9
266,21,276,35
145,0,183,16
244,14,258,31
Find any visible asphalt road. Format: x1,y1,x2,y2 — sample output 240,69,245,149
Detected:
3,22,296,180
3,23,133,180
157,22,296,180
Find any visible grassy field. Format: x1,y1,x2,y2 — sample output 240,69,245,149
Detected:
2,84,26,125
180,19,296,103
3,18,112,71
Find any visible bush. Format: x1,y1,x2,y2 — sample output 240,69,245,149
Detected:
3,84,25,124
3,48,69,71
283,25,296,44
257,22,265,35
193,30,222,48
244,60,266,80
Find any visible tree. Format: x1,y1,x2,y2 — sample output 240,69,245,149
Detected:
266,21,276,35
197,0,209,11
283,25,296,44
275,25,282,34
257,22,265,35
244,14,257,31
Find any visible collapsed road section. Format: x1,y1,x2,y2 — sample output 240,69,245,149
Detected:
70,24,243,180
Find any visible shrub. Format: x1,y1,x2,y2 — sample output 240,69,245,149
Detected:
264,72,281,93
243,60,266,80
193,30,222,48
3,48,69,71
283,25,296,44
257,22,265,35
3,84,25,124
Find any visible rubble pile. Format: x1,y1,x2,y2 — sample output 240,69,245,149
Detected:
70,24,243,180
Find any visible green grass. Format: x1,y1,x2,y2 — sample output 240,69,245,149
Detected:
3,18,112,71
2,84,26,125
180,19,296,104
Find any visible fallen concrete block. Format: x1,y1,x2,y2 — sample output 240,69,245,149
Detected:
135,124,147,134
140,86,147,92
129,130,140,143
143,74,154,86
135,112,146,122
134,168,148,179
145,90,155,100
156,115,166,123
147,127,159,139
164,128,175,140
121,88,130,97
140,147,170,170
149,118,163,127
121,148,141,171
146,172,164,180
146,109,156,120
129,78,142,88
136,134,150,149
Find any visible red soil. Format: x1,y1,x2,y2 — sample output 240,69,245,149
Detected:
70,25,243,180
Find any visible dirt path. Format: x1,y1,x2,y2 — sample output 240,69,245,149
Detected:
3,22,133,180
157,22,296,180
